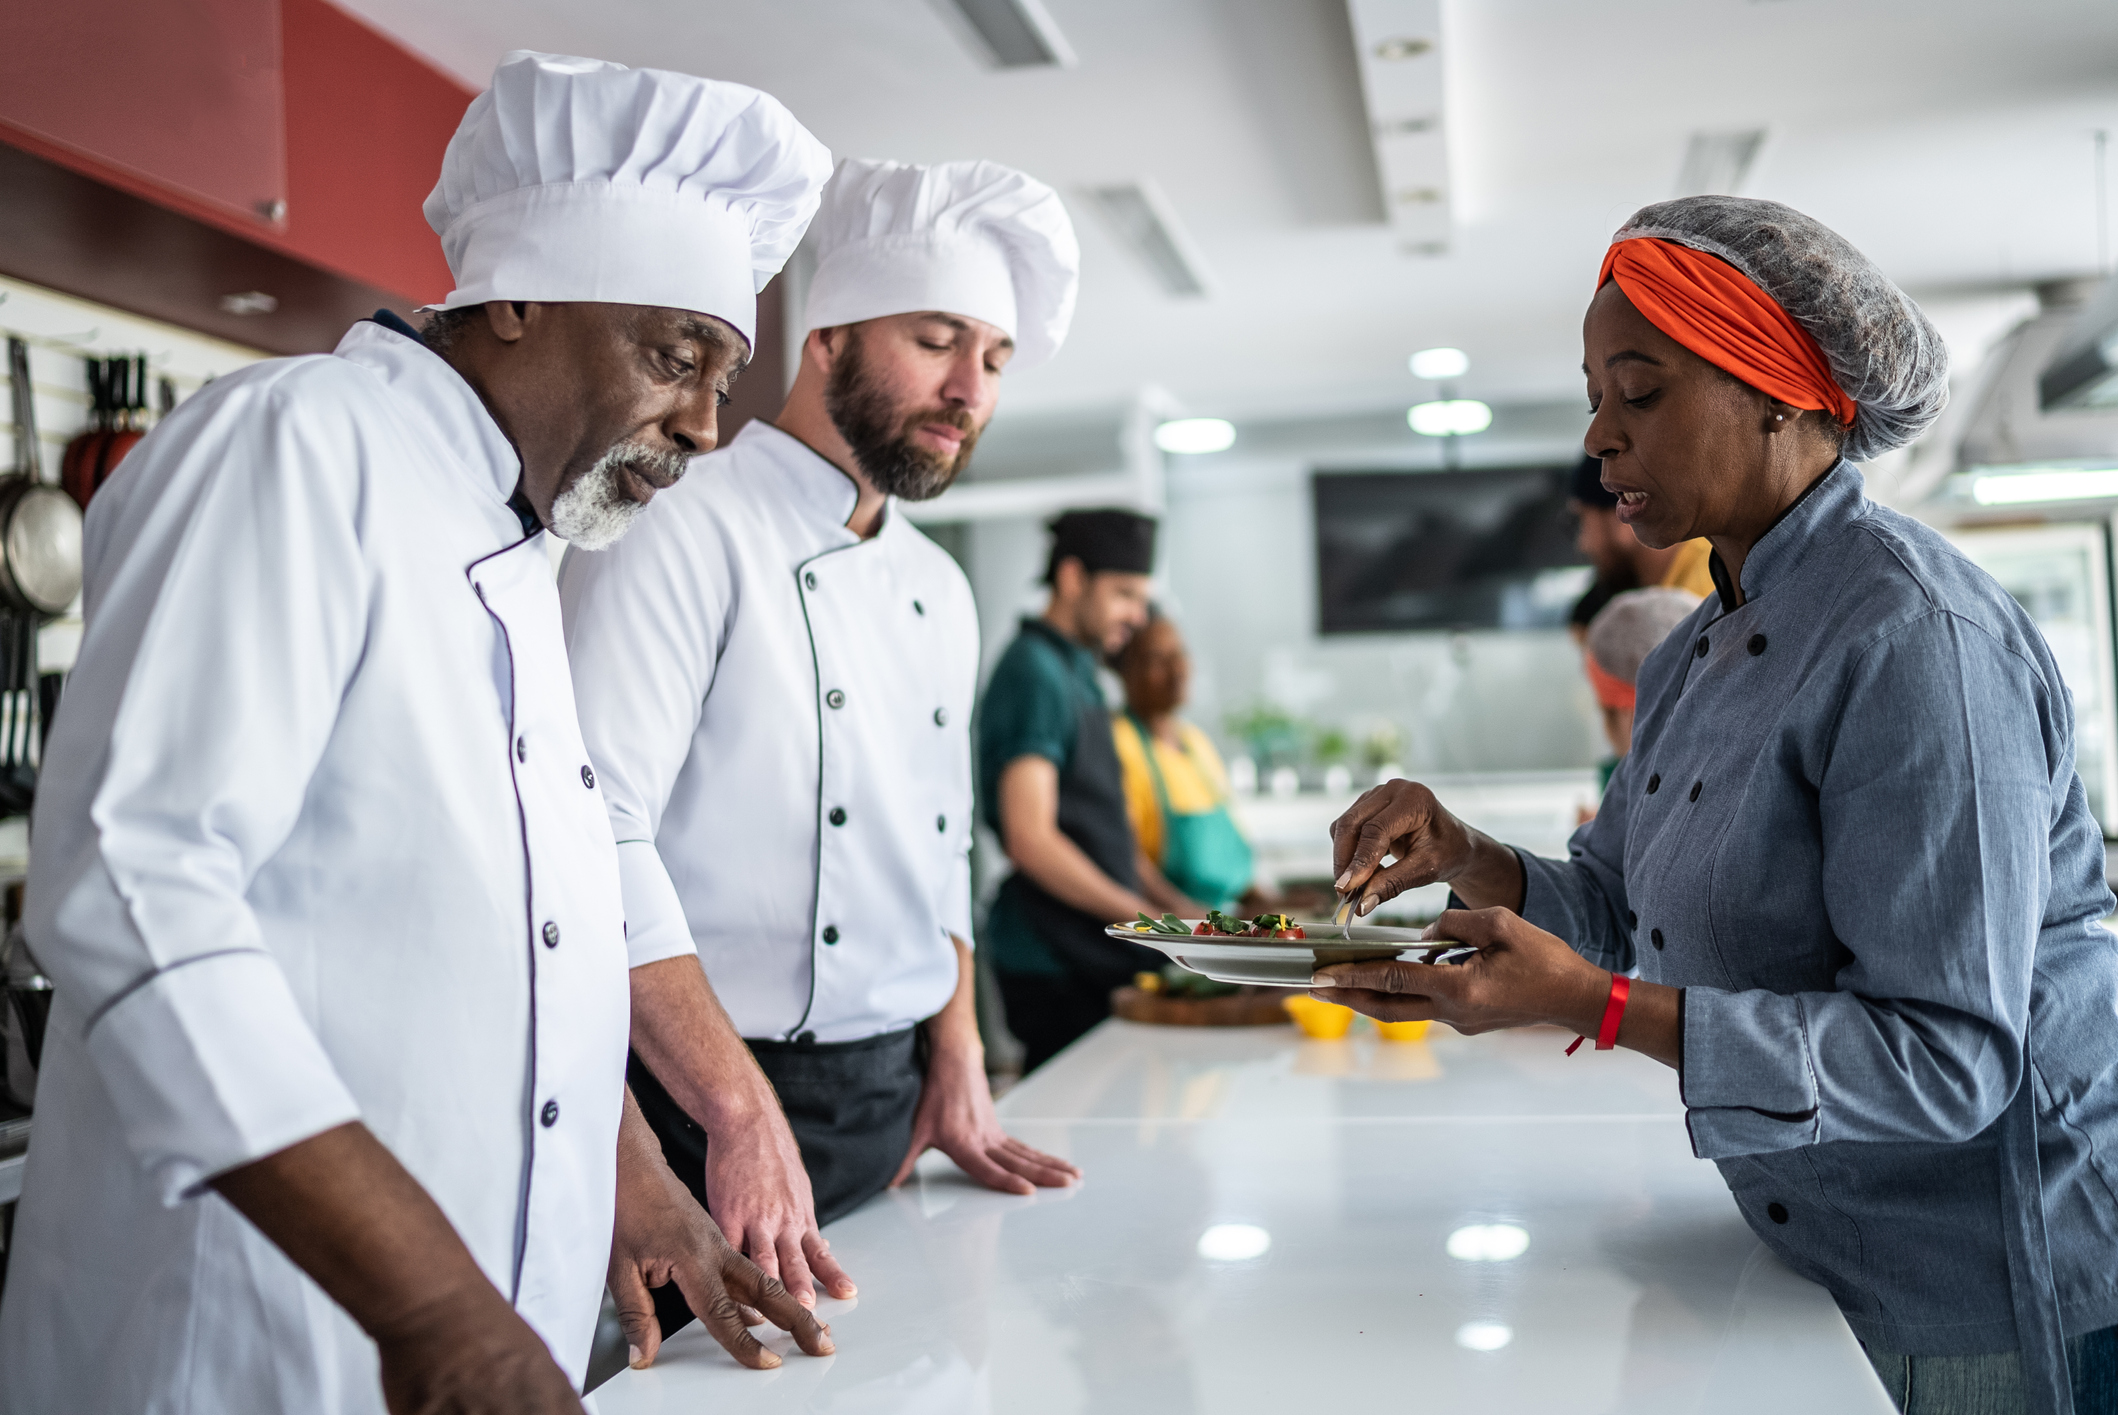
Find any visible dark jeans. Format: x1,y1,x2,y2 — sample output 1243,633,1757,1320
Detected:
995,968,1117,1074
1865,1324,2118,1413
628,1027,924,1342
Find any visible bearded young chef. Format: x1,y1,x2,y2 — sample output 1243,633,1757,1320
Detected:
558,157,1083,1326
0,52,837,1415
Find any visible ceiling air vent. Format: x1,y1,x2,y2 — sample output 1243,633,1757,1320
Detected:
1673,129,1767,197
940,0,1076,69
1084,181,1212,298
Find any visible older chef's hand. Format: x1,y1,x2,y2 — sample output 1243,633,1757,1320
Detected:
891,1040,1081,1194
1330,780,1526,914
372,1287,588,1415
609,1090,834,1371
1308,908,1681,1067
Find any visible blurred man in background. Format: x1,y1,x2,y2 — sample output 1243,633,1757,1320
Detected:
1567,453,1715,638
979,509,1169,1072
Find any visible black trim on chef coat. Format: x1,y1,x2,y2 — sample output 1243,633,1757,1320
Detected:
367,309,542,538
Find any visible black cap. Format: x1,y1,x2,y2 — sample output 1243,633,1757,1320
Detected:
1045,508,1157,582
1570,454,1618,509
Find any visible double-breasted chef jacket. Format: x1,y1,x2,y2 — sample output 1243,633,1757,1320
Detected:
1524,463,2118,1365
0,318,630,1414
559,419,977,1044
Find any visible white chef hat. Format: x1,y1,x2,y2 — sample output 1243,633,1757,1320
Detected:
423,51,832,350
801,158,1080,368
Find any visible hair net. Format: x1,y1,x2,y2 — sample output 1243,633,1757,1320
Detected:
1611,196,1949,462
1587,587,1702,685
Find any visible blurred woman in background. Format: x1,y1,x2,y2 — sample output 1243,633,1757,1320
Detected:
1113,613,1255,915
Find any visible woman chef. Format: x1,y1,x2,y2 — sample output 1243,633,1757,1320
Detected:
558,157,1082,1333
0,53,832,1415
1320,196,2118,1415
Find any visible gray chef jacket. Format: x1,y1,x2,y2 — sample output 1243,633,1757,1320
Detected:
1523,463,2118,1378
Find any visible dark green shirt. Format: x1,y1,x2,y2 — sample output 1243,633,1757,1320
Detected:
977,618,1120,976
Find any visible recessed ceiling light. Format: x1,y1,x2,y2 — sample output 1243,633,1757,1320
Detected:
1154,418,1236,455
1968,466,2118,505
1410,347,1469,380
1446,1223,1529,1260
941,0,1076,68
1456,1321,1514,1351
1084,181,1212,297
1373,36,1432,60
1410,400,1492,438
1197,1223,1272,1261
218,291,278,316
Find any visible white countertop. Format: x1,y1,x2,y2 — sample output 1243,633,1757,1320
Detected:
597,1021,1893,1415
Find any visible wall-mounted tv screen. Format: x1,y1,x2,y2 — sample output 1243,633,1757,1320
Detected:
1313,466,1591,634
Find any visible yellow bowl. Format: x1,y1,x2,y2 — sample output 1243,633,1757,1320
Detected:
1283,993,1355,1039
1371,1018,1432,1042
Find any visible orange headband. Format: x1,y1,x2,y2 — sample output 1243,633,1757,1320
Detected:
1584,652,1636,712
1598,239,1856,430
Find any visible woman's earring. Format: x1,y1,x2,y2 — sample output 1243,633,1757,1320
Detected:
1774,414,1784,422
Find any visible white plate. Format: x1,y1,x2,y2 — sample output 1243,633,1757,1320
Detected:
1109,921,1465,988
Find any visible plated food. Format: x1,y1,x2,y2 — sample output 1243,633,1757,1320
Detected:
1112,915,1469,988
1131,910,1307,939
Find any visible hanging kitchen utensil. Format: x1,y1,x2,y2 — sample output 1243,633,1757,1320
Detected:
0,478,82,617
7,339,38,484
62,353,147,511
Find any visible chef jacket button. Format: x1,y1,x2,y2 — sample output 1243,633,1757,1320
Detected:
1650,928,1664,950
829,806,847,826
797,1030,816,1044
1767,1202,1789,1225
1626,910,1638,928
822,925,840,944
540,1100,559,1128
516,736,527,763
581,764,596,789
1695,636,1709,658
913,599,925,616
933,707,948,727
1647,774,1661,794
1689,780,1702,802
542,920,560,949
826,688,846,710
804,571,818,591
937,814,947,833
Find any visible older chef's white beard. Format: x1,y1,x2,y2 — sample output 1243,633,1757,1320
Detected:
549,442,686,550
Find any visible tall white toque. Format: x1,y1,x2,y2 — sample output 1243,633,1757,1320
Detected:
801,158,1080,369
423,51,833,350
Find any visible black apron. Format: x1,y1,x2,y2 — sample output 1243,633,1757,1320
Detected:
996,623,1164,995
627,1027,924,1342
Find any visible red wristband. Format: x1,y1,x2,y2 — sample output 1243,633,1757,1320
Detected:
1565,974,1631,1056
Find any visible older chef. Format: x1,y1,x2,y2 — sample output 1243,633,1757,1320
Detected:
0,52,832,1415
559,157,1084,1329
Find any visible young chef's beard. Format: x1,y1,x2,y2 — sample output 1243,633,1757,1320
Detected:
825,338,980,502
549,441,688,550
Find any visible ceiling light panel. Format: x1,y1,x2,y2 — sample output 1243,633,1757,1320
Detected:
1344,0,1449,247
1085,181,1213,297
1673,129,1767,197
938,0,1076,69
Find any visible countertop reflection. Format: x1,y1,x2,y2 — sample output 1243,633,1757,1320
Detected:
596,1022,1893,1415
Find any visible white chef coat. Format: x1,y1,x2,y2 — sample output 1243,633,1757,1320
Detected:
0,320,630,1414
558,420,976,1043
